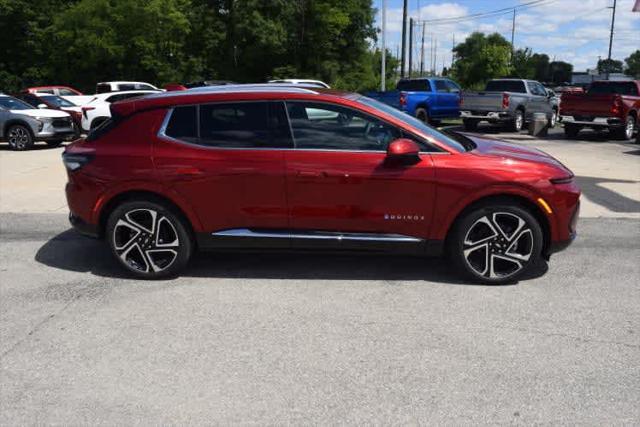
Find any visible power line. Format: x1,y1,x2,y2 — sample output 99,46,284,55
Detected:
415,0,557,25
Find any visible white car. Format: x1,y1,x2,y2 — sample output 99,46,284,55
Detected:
268,79,330,88
81,90,160,132
96,81,160,93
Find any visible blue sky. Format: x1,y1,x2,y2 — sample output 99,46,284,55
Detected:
373,0,639,73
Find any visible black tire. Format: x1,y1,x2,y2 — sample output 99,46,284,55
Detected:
612,115,636,141
463,119,479,131
549,108,558,128
415,107,429,124
46,140,64,147
106,199,194,279
564,123,581,139
448,203,543,285
7,124,34,151
508,109,525,132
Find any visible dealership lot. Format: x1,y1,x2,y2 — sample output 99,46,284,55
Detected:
1,128,639,423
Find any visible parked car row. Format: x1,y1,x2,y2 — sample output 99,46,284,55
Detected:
0,81,162,149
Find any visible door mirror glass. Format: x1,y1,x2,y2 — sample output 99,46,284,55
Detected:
386,138,421,164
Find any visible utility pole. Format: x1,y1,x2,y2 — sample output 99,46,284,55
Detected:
408,18,414,78
451,33,455,69
607,0,617,79
420,23,425,76
434,37,438,76
510,8,516,63
400,0,408,78
381,0,386,91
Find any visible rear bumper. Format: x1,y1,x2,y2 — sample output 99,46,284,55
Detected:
460,110,512,121
560,115,624,127
69,212,100,238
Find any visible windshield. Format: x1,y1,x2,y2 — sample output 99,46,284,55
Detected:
41,95,76,107
357,96,467,152
0,96,34,110
588,82,638,96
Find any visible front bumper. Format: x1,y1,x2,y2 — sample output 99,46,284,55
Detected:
35,119,76,140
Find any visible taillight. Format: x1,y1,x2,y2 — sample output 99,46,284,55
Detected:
81,106,95,119
399,92,407,108
502,93,510,109
62,151,93,171
611,96,622,115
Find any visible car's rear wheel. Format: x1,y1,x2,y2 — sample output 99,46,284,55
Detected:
463,119,479,131
106,200,194,279
508,109,524,132
7,125,34,151
448,204,543,285
564,123,581,139
612,115,636,141
415,107,429,124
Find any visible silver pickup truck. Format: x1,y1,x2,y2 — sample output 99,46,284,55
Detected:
460,79,557,132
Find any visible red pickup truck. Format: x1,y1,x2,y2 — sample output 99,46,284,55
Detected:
560,80,639,141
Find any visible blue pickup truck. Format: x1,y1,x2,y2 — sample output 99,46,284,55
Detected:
365,77,462,124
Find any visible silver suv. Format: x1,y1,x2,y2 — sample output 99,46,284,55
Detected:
0,94,75,150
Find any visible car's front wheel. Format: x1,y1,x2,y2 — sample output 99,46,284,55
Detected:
449,204,543,285
7,124,34,151
106,200,194,279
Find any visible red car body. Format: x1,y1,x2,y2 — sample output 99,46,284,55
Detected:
63,86,580,282
560,80,639,140
25,86,84,96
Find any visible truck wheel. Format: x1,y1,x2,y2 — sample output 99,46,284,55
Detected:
549,109,558,128
508,109,524,132
415,108,429,124
564,124,581,139
612,115,636,141
463,119,479,131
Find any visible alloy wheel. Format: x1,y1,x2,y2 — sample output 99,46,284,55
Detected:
8,126,30,150
550,110,557,128
112,208,180,274
462,212,533,280
514,112,523,131
625,117,635,140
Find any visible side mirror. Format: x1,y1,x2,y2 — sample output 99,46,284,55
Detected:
386,138,421,165
37,104,48,109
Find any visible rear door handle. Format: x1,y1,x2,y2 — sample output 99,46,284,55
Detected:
297,170,326,178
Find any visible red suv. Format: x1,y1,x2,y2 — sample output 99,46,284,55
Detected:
63,85,580,284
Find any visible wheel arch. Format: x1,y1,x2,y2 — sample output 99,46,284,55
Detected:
3,119,34,140
443,193,551,257
97,190,201,242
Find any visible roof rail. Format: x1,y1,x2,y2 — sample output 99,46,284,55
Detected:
185,83,320,95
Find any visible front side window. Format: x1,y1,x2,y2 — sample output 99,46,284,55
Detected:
435,80,449,93
445,80,461,93
286,101,400,151
41,95,76,107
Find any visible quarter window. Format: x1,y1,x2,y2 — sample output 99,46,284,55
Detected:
165,106,197,142
286,101,401,151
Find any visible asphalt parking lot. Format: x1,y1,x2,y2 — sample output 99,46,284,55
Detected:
1,126,639,424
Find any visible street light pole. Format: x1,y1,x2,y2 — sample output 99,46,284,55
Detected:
381,0,386,91
400,0,408,78
607,0,617,79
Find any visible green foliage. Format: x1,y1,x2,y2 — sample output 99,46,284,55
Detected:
597,58,624,75
451,32,511,88
548,61,573,84
624,50,640,78
0,0,381,93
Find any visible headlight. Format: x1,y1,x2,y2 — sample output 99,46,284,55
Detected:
34,116,52,122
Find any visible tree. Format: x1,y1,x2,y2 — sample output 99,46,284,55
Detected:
548,61,573,84
511,48,535,79
597,58,623,75
624,50,640,78
451,32,511,88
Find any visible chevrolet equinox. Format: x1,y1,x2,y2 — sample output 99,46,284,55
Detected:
63,85,580,284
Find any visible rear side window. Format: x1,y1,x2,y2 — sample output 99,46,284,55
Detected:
165,106,197,142
59,88,76,96
485,80,526,93
397,79,431,92
588,82,639,96
162,102,293,149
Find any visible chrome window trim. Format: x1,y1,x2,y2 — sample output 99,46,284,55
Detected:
157,107,451,155
212,228,422,242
